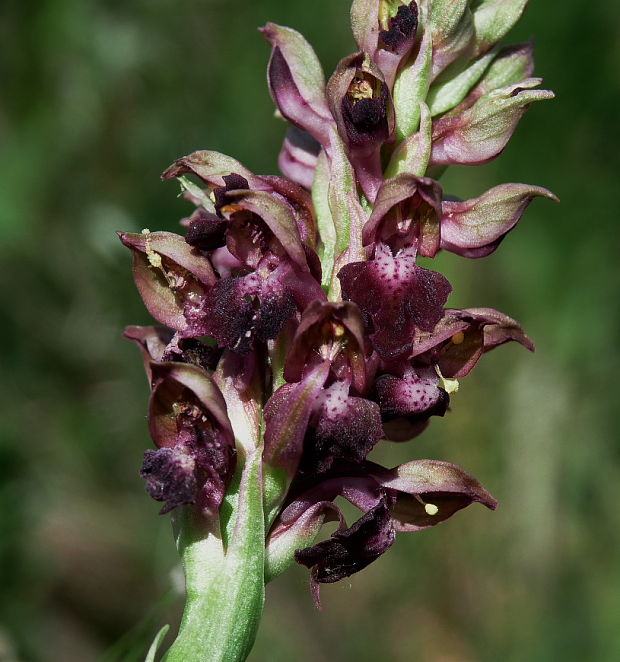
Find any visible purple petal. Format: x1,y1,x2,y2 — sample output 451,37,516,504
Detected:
278,127,320,190
123,325,174,383
373,459,497,532
263,362,331,476
295,496,396,602
374,368,449,441
338,244,452,360
284,300,370,395
260,23,334,146
305,381,384,473
441,183,558,257
223,189,309,271
462,307,535,352
119,231,216,336
162,150,266,190
260,172,318,248
141,447,197,514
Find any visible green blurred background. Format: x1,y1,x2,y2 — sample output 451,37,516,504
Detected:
1,0,618,660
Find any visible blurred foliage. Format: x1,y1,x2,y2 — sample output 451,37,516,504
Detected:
1,0,619,660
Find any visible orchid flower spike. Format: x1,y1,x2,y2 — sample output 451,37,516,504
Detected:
120,1,556,660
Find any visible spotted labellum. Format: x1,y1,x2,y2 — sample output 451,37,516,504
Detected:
121,1,555,660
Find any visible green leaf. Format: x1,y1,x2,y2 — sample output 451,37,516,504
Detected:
145,625,170,662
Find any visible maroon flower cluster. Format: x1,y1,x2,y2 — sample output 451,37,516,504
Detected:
121,0,555,603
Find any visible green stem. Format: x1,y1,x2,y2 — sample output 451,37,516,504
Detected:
162,446,265,662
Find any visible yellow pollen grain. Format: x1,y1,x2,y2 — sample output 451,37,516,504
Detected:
349,78,374,101
415,494,439,516
333,323,346,338
451,331,465,345
142,228,163,269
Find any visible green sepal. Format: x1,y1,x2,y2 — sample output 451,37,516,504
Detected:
427,46,498,116
393,27,432,141
472,0,529,57
263,464,289,530
473,42,534,97
325,129,367,300
312,149,337,290
264,501,341,583
386,102,433,177
427,0,474,78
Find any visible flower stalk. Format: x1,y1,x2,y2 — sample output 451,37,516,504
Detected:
120,1,556,659
163,450,265,662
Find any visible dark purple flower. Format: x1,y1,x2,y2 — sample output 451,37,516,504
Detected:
379,4,419,52
296,495,395,605
338,243,452,360
118,231,217,337
303,380,384,473
350,1,419,89
327,52,395,201
123,333,238,518
363,173,443,257
163,150,317,249
332,56,392,148
283,300,372,395
146,362,236,518
270,458,495,602
411,307,535,378
374,366,449,441
195,189,324,352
